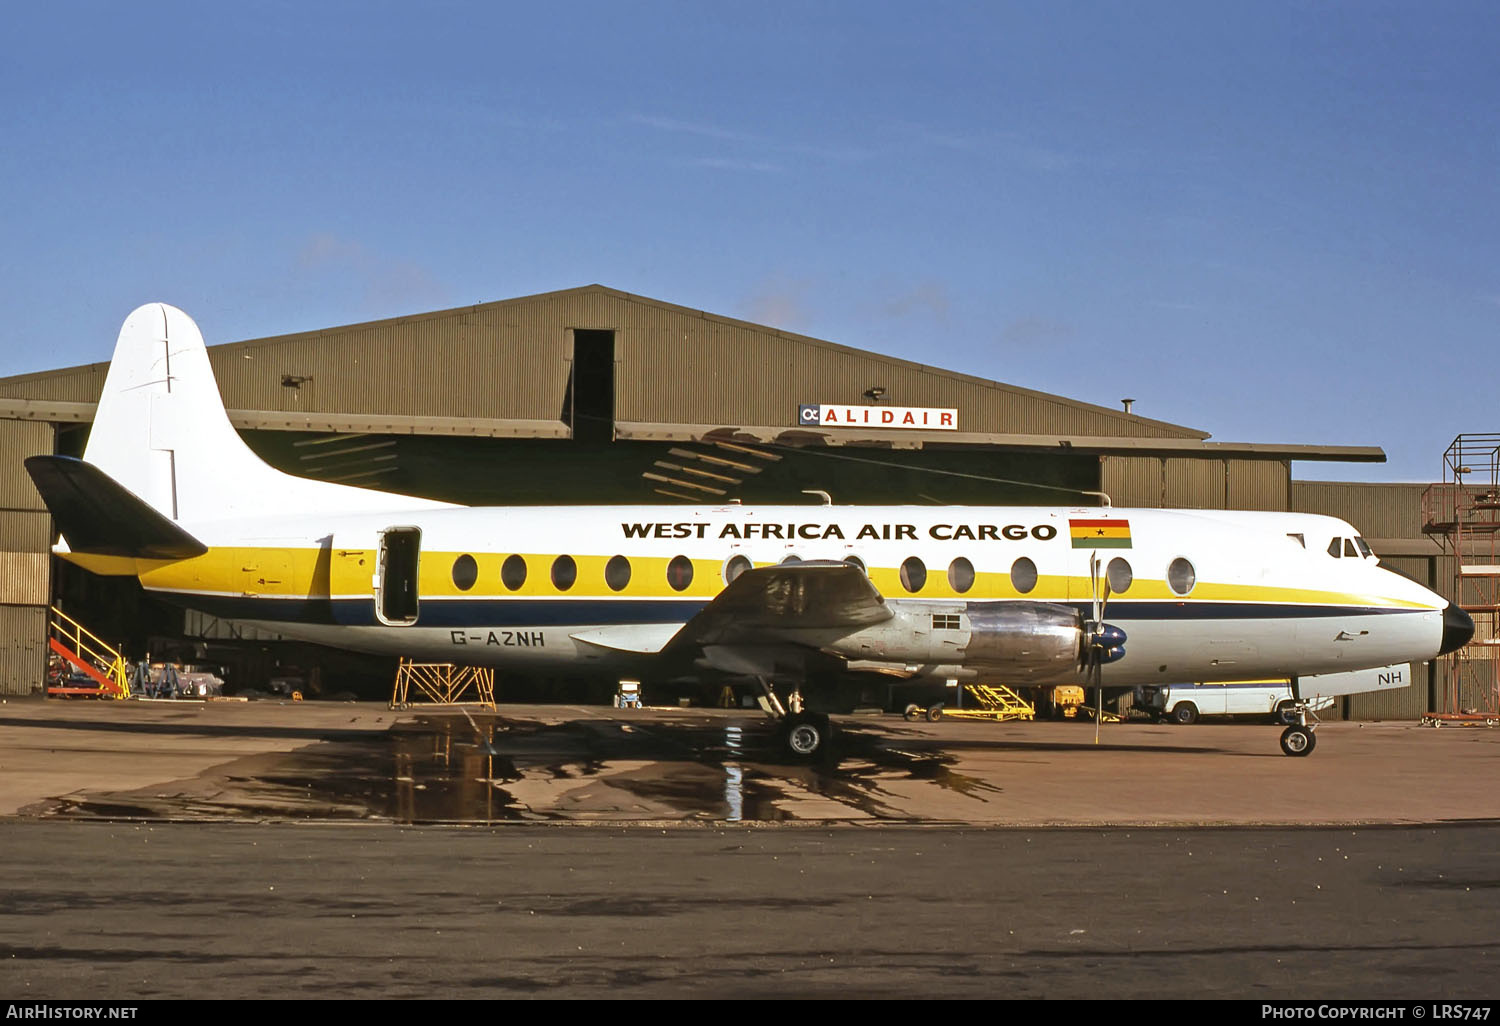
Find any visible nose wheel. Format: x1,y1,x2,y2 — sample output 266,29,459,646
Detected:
1276,695,1321,756
1279,724,1316,756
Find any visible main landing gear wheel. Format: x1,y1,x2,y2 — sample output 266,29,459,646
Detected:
1279,725,1316,757
784,712,832,759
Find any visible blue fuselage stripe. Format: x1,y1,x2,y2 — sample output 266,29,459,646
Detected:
157,593,1418,629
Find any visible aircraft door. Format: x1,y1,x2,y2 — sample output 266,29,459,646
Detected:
376,526,421,626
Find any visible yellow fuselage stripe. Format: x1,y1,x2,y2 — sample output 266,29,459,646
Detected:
44,545,1433,611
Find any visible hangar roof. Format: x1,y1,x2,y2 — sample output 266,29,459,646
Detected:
0,285,1381,463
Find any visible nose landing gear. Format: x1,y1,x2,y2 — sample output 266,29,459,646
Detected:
1278,698,1319,756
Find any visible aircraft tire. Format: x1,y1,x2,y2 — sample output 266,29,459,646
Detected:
1279,725,1316,757
784,713,831,759
1171,703,1199,725
903,704,921,722
925,704,944,722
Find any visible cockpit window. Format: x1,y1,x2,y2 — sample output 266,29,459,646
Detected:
1327,538,1342,558
1355,537,1373,558
1344,538,1359,558
1287,533,1305,548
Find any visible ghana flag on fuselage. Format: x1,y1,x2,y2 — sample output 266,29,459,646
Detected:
1069,518,1132,549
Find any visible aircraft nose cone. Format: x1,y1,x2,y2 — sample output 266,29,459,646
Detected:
1440,603,1475,654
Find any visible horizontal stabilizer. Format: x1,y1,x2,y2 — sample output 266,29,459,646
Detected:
25,455,207,560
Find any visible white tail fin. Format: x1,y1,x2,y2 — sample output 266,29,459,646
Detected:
83,304,455,524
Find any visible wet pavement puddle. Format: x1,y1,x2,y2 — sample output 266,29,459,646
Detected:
33,712,1005,825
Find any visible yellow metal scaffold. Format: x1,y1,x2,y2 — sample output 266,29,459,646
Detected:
390,658,496,710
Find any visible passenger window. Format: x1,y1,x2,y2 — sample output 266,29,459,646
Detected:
779,554,802,565
1327,538,1342,558
551,554,577,591
501,554,527,590
605,555,631,592
1167,557,1195,596
1010,557,1038,594
723,554,751,583
900,556,927,593
667,555,694,592
843,555,866,575
452,554,478,592
1106,557,1133,594
947,556,975,594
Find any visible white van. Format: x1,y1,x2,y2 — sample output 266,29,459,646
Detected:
1135,680,1336,725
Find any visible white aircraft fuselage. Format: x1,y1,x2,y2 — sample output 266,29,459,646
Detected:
92,502,1457,690
26,304,1474,744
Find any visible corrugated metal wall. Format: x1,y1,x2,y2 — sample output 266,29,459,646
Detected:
0,605,46,696
1227,460,1290,510
0,420,53,695
1101,456,1163,506
0,362,108,404
213,302,573,422
612,303,1199,437
1291,481,1428,538
1102,456,1290,510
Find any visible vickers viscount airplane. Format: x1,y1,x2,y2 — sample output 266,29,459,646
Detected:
26,305,1474,757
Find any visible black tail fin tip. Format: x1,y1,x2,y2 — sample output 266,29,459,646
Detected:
25,455,207,560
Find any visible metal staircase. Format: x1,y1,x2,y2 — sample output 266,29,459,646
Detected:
47,606,129,699
1422,434,1500,720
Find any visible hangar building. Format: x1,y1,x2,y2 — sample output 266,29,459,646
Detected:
0,285,1462,717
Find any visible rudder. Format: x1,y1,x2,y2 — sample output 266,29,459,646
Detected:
81,304,453,525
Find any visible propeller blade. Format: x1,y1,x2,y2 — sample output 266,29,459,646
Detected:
1089,554,1102,628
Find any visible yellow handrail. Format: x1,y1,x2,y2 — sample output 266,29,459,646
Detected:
49,606,130,698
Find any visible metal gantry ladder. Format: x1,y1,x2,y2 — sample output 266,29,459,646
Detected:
946,684,1037,721
47,606,130,699
1422,434,1500,721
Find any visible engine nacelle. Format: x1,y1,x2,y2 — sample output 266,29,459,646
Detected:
962,602,1085,683
823,601,1091,684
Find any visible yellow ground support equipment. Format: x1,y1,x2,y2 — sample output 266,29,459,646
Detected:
904,684,1035,723
390,658,496,709
47,606,130,699
1052,684,1086,718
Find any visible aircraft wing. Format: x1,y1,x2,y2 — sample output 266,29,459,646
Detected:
671,560,892,647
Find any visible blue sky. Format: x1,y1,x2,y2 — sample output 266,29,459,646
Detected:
2,1,1496,482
